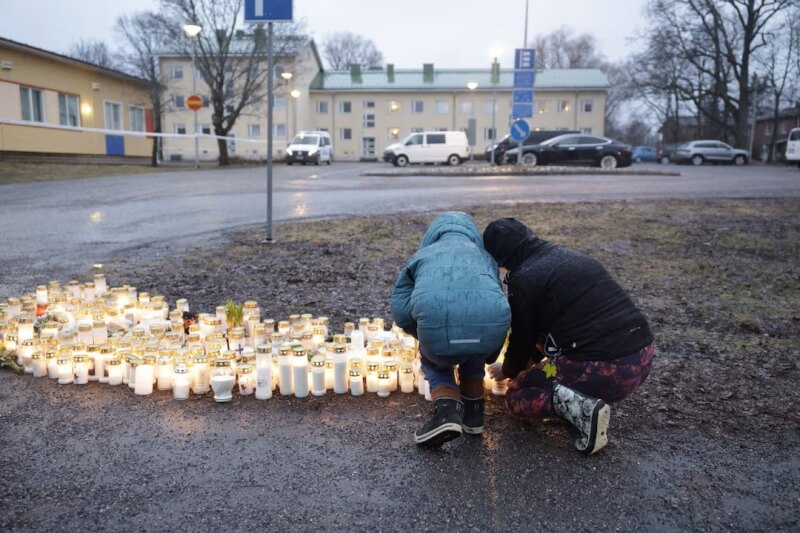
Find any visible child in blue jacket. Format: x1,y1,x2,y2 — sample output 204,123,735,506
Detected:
391,212,510,447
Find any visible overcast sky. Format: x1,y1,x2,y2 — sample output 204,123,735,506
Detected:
0,0,648,68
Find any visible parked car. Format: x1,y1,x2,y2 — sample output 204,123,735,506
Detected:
383,131,470,166
656,143,681,164
786,128,800,169
286,131,333,165
632,146,657,162
485,130,579,164
671,140,749,166
503,134,632,169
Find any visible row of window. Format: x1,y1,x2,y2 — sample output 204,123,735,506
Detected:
171,94,294,110
172,123,287,138
314,99,594,115
19,86,146,131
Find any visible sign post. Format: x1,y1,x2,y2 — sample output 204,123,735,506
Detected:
244,0,293,243
511,48,536,164
187,94,202,168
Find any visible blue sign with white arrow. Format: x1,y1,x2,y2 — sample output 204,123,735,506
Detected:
244,0,293,22
510,119,530,142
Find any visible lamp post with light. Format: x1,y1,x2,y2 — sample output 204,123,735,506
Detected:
467,81,478,161
290,89,301,137
182,23,202,168
488,47,502,165
280,71,293,143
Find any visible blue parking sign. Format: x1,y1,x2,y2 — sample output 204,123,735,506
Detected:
514,48,536,70
244,0,293,22
513,70,534,88
513,90,533,104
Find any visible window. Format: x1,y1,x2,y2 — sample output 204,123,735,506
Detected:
435,100,449,114
435,127,448,132
315,101,329,114
173,95,185,109
170,65,184,80
411,100,424,114
58,94,79,127
389,101,400,112
363,100,375,109
557,100,571,113
202,96,210,107
19,87,44,123
427,133,446,144
201,125,211,135
129,106,145,132
274,95,286,109
411,127,424,133
225,104,235,114
103,101,122,130
340,128,352,140
248,124,261,138
174,124,187,135
363,113,375,128
460,101,473,115
484,100,497,114
406,133,423,145
581,100,594,113
483,128,496,141
790,130,800,141
340,101,352,113
537,101,547,114
387,128,400,140
581,127,593,135
274,124,286,138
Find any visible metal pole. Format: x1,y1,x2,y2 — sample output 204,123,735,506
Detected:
266,21,274,243
491,90,496,165
192,39,199,169
523,0,529,47
470,101,474,161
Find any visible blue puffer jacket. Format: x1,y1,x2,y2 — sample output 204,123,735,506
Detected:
390,212,511,358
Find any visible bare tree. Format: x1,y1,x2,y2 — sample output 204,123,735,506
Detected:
322,32,383,70
530,26,604,69
115,12,171,167
68,39,117,69
158,0,307,165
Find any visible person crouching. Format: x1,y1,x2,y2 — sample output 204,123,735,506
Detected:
391,212,511,448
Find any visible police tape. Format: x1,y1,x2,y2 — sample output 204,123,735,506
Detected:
0,118,272,145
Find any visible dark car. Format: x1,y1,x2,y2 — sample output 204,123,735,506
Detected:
503,134,632,169
656,143,680,164
485,130,579,164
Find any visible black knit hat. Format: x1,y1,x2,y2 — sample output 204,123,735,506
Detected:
483,218,535,267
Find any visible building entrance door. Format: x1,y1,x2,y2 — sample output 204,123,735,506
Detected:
361,137,376,160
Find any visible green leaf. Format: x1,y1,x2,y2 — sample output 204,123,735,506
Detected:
543,362,557,379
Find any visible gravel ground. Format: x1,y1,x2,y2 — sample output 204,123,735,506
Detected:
2,198,799,531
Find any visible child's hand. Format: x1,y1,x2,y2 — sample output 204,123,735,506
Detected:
487,361,506,381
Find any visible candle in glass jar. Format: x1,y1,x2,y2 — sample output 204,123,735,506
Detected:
277,344,293,396
191,354,210,394
176,298,189,313
492,378,508,396
46,349,59,378
311,355,326,396
106,357,123,385
172,363,190,399
292,347,309,398
423,378,432,401
350,329,365,350
17,316,34,343
4,333,17,354
255,359,273,400
73,354,89,385
93,274,107,295
135,355,155,395
19,339,37,372
400,364,415,393
238,364,255,396
210,358,235,402
57,355,73,384
82,282,96,303
366,362,379,393
349,368,364,396
332,344,348,394
156,350,174,390
31,351,47,377
384,360,398,391
377,370,391,398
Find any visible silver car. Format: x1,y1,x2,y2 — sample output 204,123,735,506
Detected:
672,140,749,166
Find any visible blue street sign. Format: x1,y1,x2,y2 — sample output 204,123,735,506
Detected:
514,48,536,70
244,0,293,22
513,70,535,88
512,90,533,104
510,119,530,142
511,103,533,119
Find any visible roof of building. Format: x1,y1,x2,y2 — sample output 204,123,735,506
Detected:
309,68,609,92
0,37,149,85
756,106,799,121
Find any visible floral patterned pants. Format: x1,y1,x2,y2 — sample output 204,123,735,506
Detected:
505,343,654,418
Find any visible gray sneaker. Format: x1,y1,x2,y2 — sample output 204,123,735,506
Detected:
415,399,464,447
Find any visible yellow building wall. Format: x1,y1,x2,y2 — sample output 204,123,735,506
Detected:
0,43,152,157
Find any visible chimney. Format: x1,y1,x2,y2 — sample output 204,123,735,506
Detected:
423,63,434,83
350,64,362,83
387,63,395,83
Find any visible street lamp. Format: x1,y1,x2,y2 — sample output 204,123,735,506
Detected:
281,72,293,143
467,82,478,160
183,23,202,168
290,89,301,138
488,47,502,165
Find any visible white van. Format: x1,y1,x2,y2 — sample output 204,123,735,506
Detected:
286,131,333,165
382,131,470,167
786,128,800,169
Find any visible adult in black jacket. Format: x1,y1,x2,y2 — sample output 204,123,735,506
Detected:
483,218,654,454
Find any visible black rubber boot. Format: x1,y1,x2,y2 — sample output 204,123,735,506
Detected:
551,382,610,454
461,397,485,435
414,398,464,447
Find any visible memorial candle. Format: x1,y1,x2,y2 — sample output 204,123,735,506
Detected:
172,364,190,399
4,333,17,354
19,339,37,372
255,355,273,401
292,347,309,398
210,358,235,402
107,357,123,386
31,351,47,377
176,298,189,313
156,350,174,390
237,364,255,396
17,316,34,343
377,371,391,398
400,364,415,393
277,345,293,396
46,349,59,378
349,368,364,396
333,344,348,394
73,353,89,385
366,362,379,393
191,354,210,394
57,354,73,384
311,355,326,396
93,274,107,296
134,355,155,395
384,360,398,391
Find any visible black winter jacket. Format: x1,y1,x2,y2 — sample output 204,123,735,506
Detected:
483,218,654,379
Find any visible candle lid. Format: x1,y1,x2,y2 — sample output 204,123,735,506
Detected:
334,344,346,354
367,362,379,372
21,338,37,347
214,358,231,367
46,349,58,359
238,364,253,374
106,357,121,366
255,344,272,354
142,354,157,364
378,371,390,379
56,355,71,364
73,354,87,363
173,363,188,374
311,355,325,367
244,301,258,309
401,366,414,374
193,354,208,364
292,347,306,357
31,351,43,360
100,345,114,354
349,368,362,377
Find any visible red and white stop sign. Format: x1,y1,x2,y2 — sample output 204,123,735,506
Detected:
187,95,202,111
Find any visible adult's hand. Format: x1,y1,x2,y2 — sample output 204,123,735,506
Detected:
487,361,506,381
